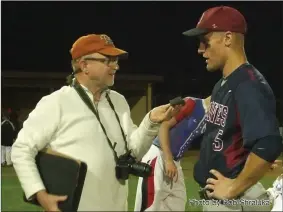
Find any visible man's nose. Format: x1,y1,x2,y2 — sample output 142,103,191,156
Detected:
198,48,204,55
198,43,205,55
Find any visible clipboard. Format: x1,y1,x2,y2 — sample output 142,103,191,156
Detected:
23,148,87,212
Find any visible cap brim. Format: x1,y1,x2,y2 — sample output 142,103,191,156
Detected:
183,28,209,37
99,47,128,58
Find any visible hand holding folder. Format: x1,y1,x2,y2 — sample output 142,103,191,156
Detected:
23,148,87,212
36,190,68,212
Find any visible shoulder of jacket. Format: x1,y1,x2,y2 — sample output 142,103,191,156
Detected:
108,90,126,101
107,90,129,109
37,86,72,106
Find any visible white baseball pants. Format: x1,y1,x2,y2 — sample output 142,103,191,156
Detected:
1,146,12,165
134,145,187,211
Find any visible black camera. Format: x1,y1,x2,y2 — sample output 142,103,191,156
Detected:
115,151,152,181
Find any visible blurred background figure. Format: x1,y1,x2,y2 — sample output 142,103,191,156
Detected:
1,108,19,166
268,160,283,212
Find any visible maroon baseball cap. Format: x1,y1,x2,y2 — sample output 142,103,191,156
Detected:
183,6,247,37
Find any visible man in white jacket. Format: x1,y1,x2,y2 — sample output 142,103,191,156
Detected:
11,34,180,212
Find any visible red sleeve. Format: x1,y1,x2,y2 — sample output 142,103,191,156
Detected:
174,98,196,123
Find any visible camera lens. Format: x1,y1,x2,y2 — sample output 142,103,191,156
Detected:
130,162,152,178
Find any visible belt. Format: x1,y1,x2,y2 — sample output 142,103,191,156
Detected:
152,143,160,149
198,187,228,205
198,187,213,200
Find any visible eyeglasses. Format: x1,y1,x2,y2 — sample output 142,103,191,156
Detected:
83,57,119,69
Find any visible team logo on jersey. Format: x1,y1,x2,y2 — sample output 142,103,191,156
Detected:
206,101,228,127
206,101,229,152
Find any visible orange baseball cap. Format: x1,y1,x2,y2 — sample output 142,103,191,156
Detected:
70,34,128,60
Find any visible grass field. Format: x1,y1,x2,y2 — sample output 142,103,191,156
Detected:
2,151,282,211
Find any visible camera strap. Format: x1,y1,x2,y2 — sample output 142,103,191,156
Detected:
72,79,129,162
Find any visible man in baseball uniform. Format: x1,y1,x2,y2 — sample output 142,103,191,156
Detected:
134,96,211,211
183,5,283,211
1,112,17,166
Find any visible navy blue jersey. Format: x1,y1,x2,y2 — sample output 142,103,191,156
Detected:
153,98,206,161
194,63,281,187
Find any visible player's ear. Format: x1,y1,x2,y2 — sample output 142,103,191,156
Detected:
224,31,232,47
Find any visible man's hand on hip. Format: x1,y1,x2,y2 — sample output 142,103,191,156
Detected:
270,160,283,171
205,169,235,200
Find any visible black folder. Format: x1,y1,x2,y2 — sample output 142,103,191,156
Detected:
23,148,87,212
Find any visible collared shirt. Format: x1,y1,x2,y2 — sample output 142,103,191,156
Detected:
11,85,160,211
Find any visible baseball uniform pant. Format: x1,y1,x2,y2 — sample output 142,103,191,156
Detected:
134,145,187,211
1,145,12,165
202,182,272,211
271,194,282,212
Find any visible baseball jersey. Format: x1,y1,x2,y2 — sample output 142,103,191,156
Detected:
153,97,207,161
194,63,281,187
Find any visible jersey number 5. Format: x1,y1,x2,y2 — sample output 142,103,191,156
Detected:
213,129,224,151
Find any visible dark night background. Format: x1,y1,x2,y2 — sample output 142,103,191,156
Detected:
2,1,283,104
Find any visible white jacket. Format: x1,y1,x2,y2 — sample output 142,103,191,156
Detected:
11,85,160,211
